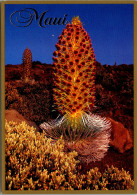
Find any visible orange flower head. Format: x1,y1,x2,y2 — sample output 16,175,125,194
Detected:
53,16,96,118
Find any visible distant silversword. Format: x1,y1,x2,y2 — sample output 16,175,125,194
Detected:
10,8,68,27
22,47,32,83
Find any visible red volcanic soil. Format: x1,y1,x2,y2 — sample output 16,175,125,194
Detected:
5,63,53,84
81,147,134,179
5,61,134,178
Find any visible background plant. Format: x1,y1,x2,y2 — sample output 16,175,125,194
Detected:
22,47,32,82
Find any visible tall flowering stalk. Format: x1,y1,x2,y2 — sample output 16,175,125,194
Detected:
40,17,111,162
53,16,96,117
22,47,32,82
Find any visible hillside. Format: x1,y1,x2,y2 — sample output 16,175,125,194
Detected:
5,61,134,178
5,61,133,131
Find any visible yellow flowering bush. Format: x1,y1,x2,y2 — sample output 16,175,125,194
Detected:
5,121,134,190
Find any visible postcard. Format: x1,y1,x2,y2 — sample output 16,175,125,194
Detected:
1,0,137,194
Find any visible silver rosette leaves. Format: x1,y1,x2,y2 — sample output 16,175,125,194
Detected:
40,113,111,163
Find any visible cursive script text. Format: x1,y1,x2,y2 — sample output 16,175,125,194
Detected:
10,8,68,27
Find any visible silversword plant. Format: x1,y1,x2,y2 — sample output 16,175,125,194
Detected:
22,47,32,82
40,17,111,163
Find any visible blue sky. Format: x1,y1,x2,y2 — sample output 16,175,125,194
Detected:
5,4,133,65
